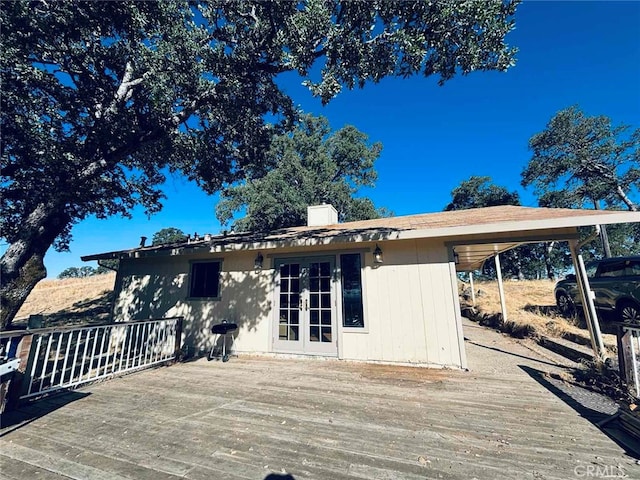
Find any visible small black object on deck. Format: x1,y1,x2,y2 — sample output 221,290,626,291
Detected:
209,320,238,362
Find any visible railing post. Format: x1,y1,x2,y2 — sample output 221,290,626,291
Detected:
2,333,32,410
174,317,183,361
619,326,640,399
20,334,40,396
617,325,627,390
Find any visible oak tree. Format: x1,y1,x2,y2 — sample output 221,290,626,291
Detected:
152,227,188,246
522,106,639,257
1,0,519,329
445,175,520,211
216,115,387,231
522,106,639,212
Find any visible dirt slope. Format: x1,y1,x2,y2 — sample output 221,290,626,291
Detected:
13,273,116,328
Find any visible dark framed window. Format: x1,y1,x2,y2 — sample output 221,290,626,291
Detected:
189,261,221,299
340,253,364,328
598,261,626,278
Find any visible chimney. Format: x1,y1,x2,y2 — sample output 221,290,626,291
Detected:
307,204,338,227
139,236,147,247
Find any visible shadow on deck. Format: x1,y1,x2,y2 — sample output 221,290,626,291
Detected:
0,390,91,436
521,365,640,458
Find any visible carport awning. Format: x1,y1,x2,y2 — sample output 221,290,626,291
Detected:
445,225,591,272
453,241,524,272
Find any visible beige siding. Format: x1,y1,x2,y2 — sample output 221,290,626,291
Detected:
113,251,273,356
339,239,463,368
112,240,464,368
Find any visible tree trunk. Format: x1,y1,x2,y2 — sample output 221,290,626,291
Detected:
616,185,638,212
545,241,556,280
599,224,612,258
510,249,525,281
0,251,47,330
593,200,612,258
0,203,69,330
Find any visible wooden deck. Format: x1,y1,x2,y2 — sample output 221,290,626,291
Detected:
1,320,638,480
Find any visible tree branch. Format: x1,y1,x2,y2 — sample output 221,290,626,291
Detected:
96,61,146,120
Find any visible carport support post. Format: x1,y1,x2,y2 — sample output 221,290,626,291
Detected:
494,254,508,323
469,272,476,306
568,240,605,361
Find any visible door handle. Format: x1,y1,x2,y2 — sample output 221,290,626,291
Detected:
305,299,308,311
299,298,303,310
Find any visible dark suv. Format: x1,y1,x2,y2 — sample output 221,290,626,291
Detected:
554,256,640,324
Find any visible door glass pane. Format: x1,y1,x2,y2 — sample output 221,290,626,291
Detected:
309,326,319,342
279,325,288,339
310,294,319,309
278,263,301,342
290,293,300,308
289,326,299,341
321,294,331,308
310,263,319,277
320,263,330,277
308,261,332,345
321,327,332,343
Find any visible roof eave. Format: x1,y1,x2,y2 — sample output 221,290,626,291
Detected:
82,210,640,262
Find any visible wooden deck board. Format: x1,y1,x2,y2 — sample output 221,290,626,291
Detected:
1,320,638,479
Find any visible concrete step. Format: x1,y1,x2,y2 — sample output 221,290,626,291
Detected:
538,335,594,363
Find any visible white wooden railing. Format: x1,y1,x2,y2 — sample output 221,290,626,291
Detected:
619,324,640,399
10,317,182,400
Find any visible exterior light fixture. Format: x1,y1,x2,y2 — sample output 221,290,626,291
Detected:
373,244,383,265
254,252,264,270
453,250,460,265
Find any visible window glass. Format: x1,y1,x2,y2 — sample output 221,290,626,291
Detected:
189,261,221,298
624,260,640,277
598,261,625,278
340,254,364,328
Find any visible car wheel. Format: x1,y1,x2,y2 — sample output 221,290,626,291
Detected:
556,292,575,316
619,300,640,324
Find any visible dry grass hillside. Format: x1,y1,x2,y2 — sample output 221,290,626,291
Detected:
464,279,617,348
13,273,116,328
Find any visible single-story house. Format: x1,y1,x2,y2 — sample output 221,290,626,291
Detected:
83,205,640,369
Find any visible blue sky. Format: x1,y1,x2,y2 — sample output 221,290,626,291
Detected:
34,1,640,277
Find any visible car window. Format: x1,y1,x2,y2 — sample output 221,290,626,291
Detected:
585,263,598,278
623,260,640,277
598,261,625,278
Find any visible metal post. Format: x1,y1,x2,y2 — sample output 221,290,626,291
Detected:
469,272,476,306
569,239,605,360
494,254,508,323
175,317,183,360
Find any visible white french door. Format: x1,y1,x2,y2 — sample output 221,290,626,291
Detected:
273,256,337,356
